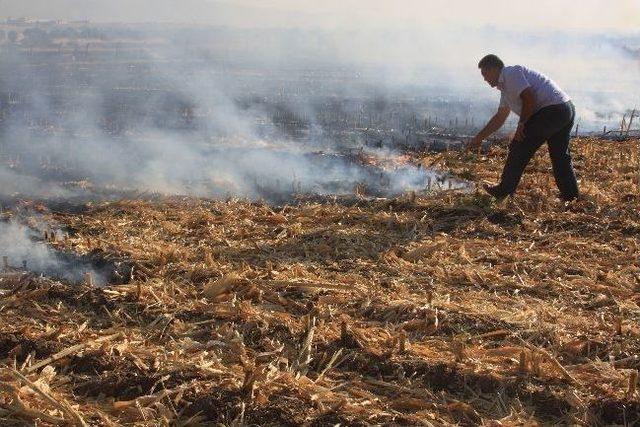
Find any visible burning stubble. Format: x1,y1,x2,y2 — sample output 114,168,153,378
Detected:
0,220,108,285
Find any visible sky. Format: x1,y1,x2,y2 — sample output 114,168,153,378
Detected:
0,0,638,31
218,0,640,31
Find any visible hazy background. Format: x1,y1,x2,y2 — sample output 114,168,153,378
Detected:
1,1,637,122
0,0,638,31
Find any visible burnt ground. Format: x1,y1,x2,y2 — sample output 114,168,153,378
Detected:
0,137,639,426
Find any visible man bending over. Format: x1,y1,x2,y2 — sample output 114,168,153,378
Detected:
467,54,579,201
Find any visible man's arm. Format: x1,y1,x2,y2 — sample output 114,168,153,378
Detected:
467,106,510,151
514,87,535,141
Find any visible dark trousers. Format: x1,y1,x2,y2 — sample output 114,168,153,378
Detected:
497,101,579,201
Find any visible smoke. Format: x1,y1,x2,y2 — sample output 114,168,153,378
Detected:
0,15,638,204
0,31,465,203
0,5,635,288
0,220,107,285
0,167,74,199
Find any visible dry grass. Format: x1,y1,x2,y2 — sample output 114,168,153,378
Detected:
0,137,639,426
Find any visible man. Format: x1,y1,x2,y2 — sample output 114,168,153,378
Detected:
467,54,579,201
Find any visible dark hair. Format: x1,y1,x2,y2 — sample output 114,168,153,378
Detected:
478,54,504,69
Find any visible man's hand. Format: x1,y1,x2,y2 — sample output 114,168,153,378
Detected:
465,136,483,152
513,122,525,142
469,107,509,153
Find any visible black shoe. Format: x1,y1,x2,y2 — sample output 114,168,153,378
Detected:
483,184,508,200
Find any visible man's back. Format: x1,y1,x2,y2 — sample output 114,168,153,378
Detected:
498,65,570,116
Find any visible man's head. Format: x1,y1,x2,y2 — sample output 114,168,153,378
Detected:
478,54,504,88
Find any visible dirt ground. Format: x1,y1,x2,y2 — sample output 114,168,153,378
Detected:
1,137,639,426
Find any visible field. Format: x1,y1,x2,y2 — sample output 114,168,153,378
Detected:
0,137,639,426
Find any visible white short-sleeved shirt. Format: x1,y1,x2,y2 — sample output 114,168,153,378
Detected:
498,65,571,117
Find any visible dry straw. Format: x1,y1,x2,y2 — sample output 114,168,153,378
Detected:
0,137,638,425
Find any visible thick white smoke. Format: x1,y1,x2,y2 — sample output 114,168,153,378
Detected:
0,33,458,202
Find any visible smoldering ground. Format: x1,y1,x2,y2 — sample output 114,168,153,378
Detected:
0,219,117,285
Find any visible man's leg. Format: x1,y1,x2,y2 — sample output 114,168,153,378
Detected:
547,122,579,201
491,102,574,198
493,130,547,197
